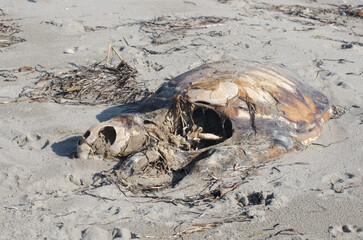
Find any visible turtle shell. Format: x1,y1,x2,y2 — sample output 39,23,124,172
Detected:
78,60,331,182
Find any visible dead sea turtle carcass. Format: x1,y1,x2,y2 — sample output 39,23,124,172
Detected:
77,60,331,183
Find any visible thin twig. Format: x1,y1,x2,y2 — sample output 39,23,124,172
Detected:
111,45,124,62
137,215,250,239
106,41,112,66
77,217,130,226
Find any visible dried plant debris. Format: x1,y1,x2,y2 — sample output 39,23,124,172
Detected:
255,4,362,26
0,66,34,82
137,215,250,239
141,16,232,33
338,5,363,18
0,13,25,48
313,35,363,47
42,20,108,32
84,25,107,32
0,70,17,82
217,0,232,3
20,61,152,105
42,21,61,26
0,35,26,48
94,160,257,196
139,16,237,47
0,22,22,33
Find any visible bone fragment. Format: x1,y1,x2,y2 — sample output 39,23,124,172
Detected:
198,133,222,140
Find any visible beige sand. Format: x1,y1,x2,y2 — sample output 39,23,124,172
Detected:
1,0,362,239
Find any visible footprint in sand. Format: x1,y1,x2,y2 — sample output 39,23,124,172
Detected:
81,226,131,240
329,225,363,239
235,191,288,208
12,133,49,150
322,171,362,195
234,191,289,223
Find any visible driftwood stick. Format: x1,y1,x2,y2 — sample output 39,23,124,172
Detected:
106,41,125,65
111,45,124,63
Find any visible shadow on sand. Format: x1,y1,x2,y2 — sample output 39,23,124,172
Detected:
51,136,80,158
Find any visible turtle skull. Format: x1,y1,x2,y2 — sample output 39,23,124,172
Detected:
77,115,147,160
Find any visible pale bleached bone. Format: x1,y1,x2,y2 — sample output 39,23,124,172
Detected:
77,115,147,159
198,133,222,140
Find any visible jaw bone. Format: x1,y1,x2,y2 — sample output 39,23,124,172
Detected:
77,60,331,185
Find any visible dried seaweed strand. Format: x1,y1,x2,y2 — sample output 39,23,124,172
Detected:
19,60,152,106
137,215,250,239
140,15,237,34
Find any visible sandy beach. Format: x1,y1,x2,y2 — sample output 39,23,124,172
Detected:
1,0,362,239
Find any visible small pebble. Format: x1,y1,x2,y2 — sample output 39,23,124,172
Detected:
342,225,353,233
341,43,353,49
63,48,75,54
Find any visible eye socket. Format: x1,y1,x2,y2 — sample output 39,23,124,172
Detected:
99,127,117,145
192,108,223,135
190,107,234,148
